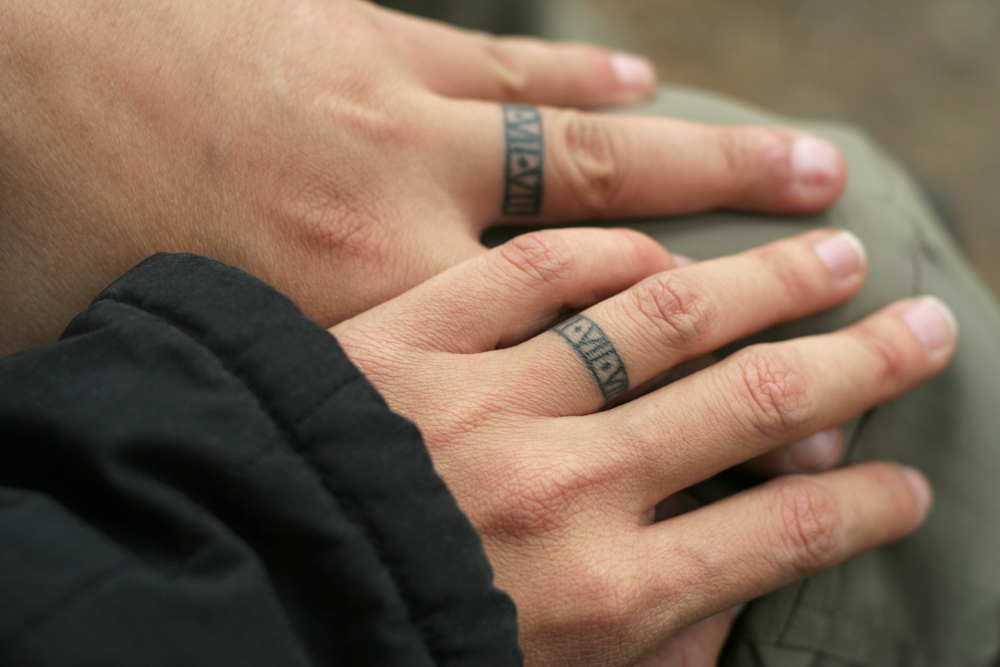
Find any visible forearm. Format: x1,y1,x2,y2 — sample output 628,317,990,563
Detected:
0,0,229,354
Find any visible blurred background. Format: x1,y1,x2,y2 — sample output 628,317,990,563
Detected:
383,0,1000,297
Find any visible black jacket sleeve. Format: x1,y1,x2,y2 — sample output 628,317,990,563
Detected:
0,253,522,667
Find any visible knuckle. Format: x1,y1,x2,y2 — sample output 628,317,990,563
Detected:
628,273,716,351
716,126,753,180
571,557,638,633
477,455,591,542
536,549,643,647
755,245,816,305
715,127,790,199
269,167,386,261
773,476,843,574
496,231,576,288
854,327,912,386
731,345,815,438
718,126,787,173
553,110,627,212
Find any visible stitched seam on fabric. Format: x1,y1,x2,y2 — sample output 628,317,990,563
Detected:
93,296,441,665
98,295,366,451
843,171,923,467
786,602,913,642
777,579,810,644
294,374,365,429
292,404,450,667
843,408,877,467
98,295,302,445
912,223,925,297
776,405,876,646
746,636,920,667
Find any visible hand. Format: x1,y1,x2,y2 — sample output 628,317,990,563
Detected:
331,228,954,666
0,0,846,354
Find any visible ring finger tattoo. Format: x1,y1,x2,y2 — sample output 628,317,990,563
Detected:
553,315,629,402
502,104,545,216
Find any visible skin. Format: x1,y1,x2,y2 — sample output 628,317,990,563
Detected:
0,0,951,662
331,227,953,666
0,0,846,356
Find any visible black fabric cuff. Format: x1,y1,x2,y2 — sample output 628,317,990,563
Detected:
1,253,520,666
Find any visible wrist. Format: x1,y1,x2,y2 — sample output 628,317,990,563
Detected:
0,0,225,354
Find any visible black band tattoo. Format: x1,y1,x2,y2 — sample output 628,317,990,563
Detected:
502,104,544,216
554,315,629,402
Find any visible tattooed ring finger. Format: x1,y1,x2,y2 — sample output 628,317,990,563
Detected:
435,99,845,227
502,104,546,218
506,230,864,417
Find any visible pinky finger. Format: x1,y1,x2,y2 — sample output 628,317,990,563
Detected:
370,6,656,107
644,462,933,630
743,427,845,477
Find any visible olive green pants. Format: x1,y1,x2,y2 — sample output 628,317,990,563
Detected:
380,4,1000,664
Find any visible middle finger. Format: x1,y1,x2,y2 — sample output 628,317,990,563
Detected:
608,295,957,509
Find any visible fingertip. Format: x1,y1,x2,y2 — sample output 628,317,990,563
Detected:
609,52,657,99
791,136,843,187
742,427,843,478
810,230,867,284
789,133,848,208
900,296,959,360
848,462,934,538
672,253,696,268
899,465,934,520
785,428,844,473
720,127,847,215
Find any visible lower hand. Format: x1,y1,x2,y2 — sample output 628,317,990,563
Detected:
332,227,954,666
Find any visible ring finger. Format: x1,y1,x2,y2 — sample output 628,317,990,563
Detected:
507,229,867,416
436,100,847,225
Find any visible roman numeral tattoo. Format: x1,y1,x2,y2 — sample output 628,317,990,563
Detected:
553,315,629,402
502,104,544,216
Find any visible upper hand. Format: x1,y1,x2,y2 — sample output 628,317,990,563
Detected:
332,227,953,666
0,0,845,353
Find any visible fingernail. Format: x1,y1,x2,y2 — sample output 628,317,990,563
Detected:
901,297,958,354
610,53,655,89
813,231,866,281
792,136,841,187
787,428,841,472
672,253,695,268
900,466,934,517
